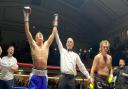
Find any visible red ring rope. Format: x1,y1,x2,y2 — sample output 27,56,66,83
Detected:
17,63,89,71
18,63,60,70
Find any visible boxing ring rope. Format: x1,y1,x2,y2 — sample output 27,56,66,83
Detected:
18,63,60,70
17,62,88,81
13,63,89,89
17,63,82,71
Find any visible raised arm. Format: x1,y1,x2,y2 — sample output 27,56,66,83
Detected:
23,9,35,48
46,27,57,47
76,55,90,79
55,29,63,52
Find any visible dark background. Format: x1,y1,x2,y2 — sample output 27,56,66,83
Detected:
0,0,128,66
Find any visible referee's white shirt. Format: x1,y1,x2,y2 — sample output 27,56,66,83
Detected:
56,32,90,79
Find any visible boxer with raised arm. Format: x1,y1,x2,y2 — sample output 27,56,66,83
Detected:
23,7,57,89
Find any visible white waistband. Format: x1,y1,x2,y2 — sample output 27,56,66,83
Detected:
31,68,47,76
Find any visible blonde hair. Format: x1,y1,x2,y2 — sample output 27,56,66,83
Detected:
99,40,110,52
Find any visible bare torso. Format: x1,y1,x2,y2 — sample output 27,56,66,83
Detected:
96,53,112,76
31,42,49,69
24,12,56,69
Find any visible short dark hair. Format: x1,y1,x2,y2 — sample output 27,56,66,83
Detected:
8,45,14,49
119,58,125,62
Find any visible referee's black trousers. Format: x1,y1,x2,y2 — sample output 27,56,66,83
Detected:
58,73,75,89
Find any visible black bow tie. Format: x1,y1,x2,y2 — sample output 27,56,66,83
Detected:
67,49,73,52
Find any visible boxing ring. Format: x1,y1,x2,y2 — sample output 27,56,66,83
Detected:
13,63,89,89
